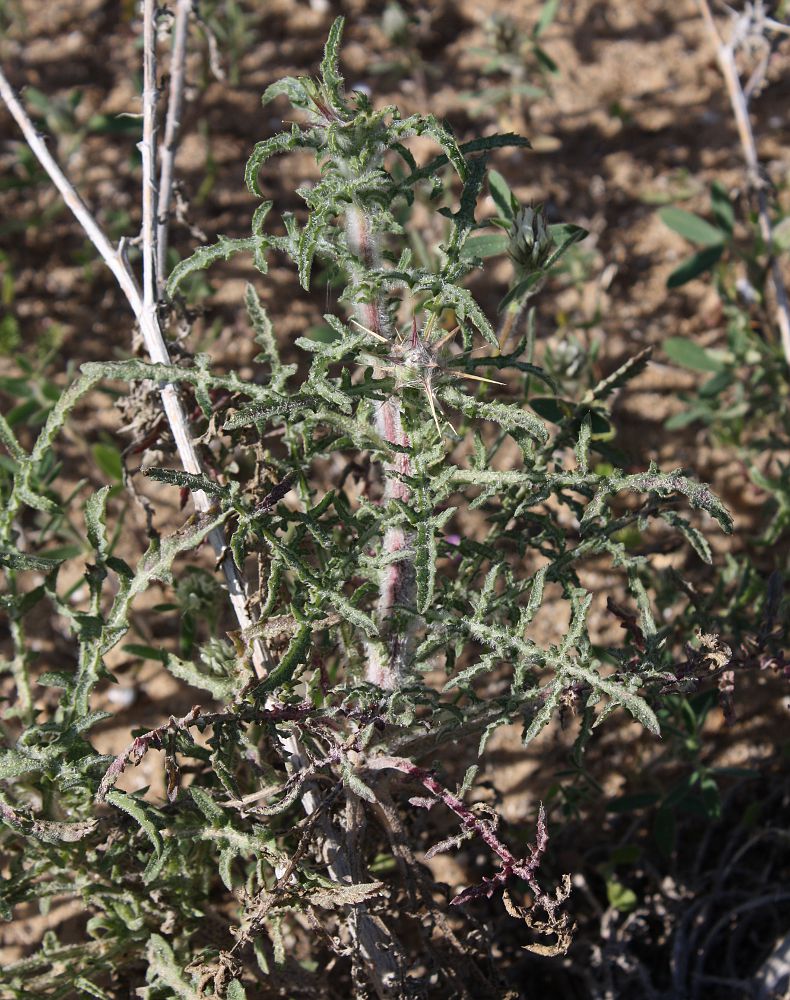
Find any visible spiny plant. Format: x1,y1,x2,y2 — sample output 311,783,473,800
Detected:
0,17,734,999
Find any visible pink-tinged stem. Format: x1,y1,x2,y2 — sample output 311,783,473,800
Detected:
368,756,562,910
345,208,416,690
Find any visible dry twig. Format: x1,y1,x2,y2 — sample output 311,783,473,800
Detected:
156,0,192,290
0,57,266,677
697,0,790,365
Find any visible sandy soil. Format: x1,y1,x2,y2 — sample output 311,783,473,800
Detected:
1,0,788,986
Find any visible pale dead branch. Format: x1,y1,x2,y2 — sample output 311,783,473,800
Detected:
698,0,790,366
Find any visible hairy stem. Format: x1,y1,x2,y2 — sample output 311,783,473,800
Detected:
345,206,417,690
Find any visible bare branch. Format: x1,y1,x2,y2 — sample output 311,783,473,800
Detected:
0,59,268,678
141,0,159,307
156,0,192,288
697,0,790,366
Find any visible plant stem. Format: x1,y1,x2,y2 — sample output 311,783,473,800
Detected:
156,0,192,290
697,0,790,366
141,0,159,322
9,598,33,722
1,48,403,1000
0,60,269,678
345,206,417,690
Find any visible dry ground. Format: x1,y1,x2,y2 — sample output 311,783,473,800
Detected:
1,0,788,993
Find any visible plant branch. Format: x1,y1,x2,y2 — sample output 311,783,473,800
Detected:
367,755,572,951
0,59,269,678
140,17,400,990
345,206,417,691
156,0,192,289
697,0,790,366
142,0,159,309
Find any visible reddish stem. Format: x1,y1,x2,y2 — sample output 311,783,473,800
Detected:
345,206,416,690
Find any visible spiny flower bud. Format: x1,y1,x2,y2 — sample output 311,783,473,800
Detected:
508,204,553,275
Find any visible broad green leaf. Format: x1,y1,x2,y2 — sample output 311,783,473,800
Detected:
535,0,561,36
460,234,509,259
666,244,724,287
546,222,588,257
710,181,735,236
663,337,723,372
606,878,638,913
699,369,733,398
498,272,544,311
534,44,559,74
91,443,123,483
659,207,725,246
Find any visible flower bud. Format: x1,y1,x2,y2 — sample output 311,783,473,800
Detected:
508,204,553,275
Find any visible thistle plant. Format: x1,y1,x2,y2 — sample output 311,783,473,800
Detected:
0,16,736,998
